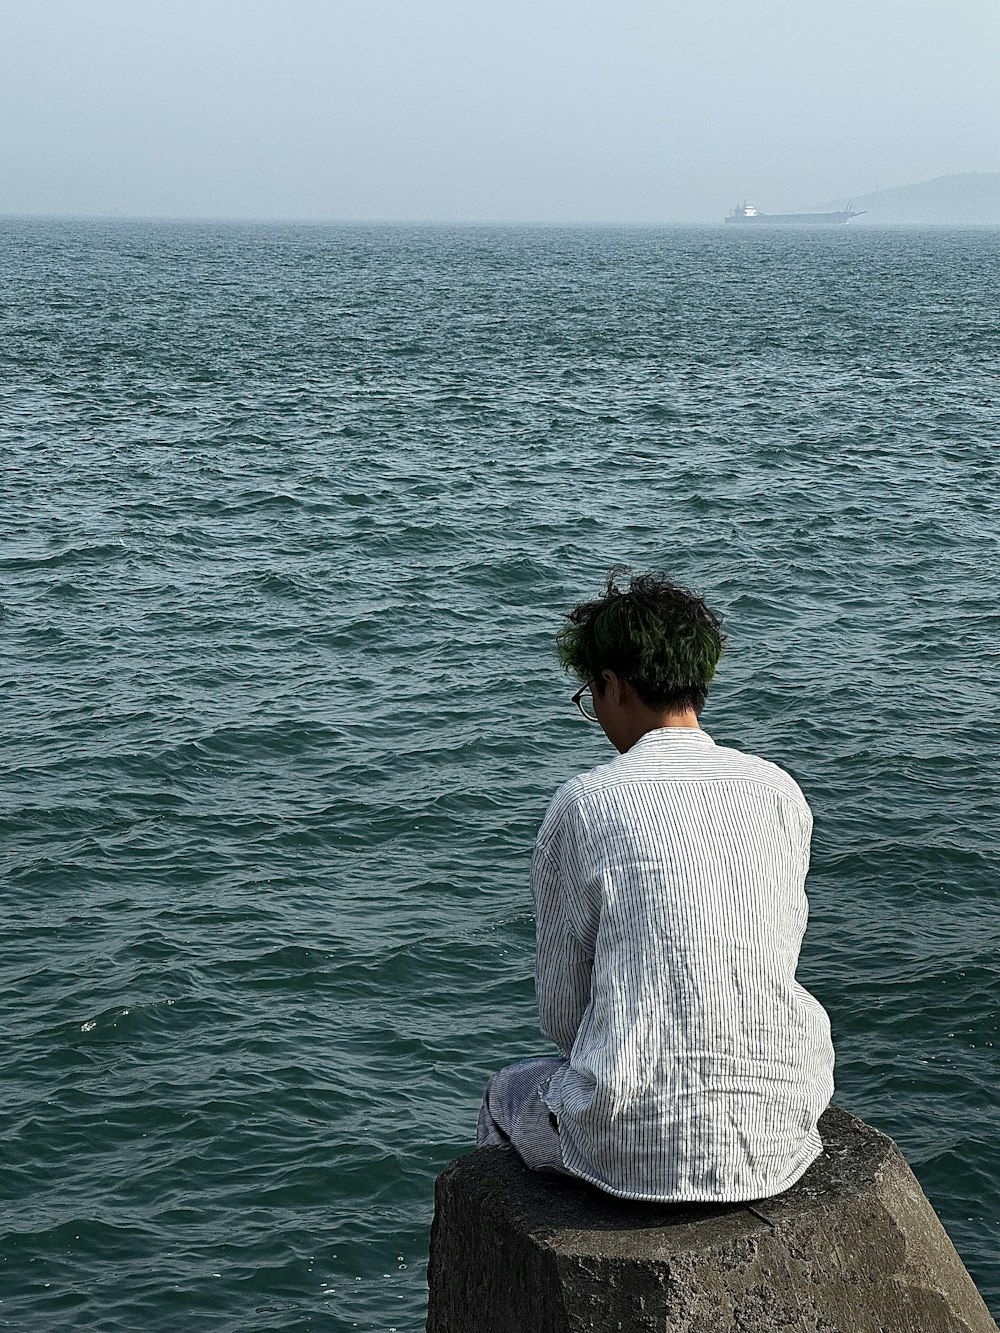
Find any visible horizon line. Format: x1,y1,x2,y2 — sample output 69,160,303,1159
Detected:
1,209,728,227
3,210,995,229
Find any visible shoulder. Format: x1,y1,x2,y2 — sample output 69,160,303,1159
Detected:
713,740,812,806
535,773,588,848
688,739,814,832
534,750,634,852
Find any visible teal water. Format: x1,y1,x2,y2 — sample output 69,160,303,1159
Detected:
1,218,998,1330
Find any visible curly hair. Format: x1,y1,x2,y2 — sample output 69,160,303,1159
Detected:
556,566,725,714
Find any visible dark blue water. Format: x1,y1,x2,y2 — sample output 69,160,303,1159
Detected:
1,218,998,1330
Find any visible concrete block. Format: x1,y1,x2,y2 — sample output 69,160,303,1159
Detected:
426,1107,998,1333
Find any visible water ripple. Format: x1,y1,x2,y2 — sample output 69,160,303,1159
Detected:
1,218,998,1329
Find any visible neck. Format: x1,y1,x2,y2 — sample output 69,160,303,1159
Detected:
649,708,701,731
629,703,698,746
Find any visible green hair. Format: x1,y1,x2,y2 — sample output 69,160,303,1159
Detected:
556,566,725,714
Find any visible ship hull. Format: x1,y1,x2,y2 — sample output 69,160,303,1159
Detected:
725,211,860,225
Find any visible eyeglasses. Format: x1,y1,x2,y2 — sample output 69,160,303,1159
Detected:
571,681,600,723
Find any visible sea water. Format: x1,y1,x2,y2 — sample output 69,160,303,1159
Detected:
1,218,998,1330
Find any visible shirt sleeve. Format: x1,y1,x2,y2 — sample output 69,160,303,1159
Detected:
532,835,595,1059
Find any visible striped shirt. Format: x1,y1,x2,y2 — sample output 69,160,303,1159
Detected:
534,726,834,1202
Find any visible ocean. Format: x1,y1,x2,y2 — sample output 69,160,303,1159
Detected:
1,217,997,1330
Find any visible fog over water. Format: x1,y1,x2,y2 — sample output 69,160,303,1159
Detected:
1,0,998,222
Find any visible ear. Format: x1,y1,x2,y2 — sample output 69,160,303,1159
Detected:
602,670,626,706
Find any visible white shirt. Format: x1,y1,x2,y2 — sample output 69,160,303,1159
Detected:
533,726,835,1202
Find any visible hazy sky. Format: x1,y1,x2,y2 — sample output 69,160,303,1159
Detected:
1,0,998,222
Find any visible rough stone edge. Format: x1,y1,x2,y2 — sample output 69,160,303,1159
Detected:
426,1156,570,1333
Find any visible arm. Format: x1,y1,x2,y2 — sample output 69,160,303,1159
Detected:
532,841,594,1058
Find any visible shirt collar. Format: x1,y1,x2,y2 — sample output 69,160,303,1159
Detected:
630,727,715,752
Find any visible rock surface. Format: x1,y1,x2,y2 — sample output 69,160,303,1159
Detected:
426,1107,998,1333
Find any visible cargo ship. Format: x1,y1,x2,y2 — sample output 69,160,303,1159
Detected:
725,202,864,225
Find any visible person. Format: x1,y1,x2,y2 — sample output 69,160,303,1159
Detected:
477,567,834,1202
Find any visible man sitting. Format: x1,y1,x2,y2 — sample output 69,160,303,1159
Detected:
477,568,834,1202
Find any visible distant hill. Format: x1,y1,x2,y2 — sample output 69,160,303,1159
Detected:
822,172,1000,224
